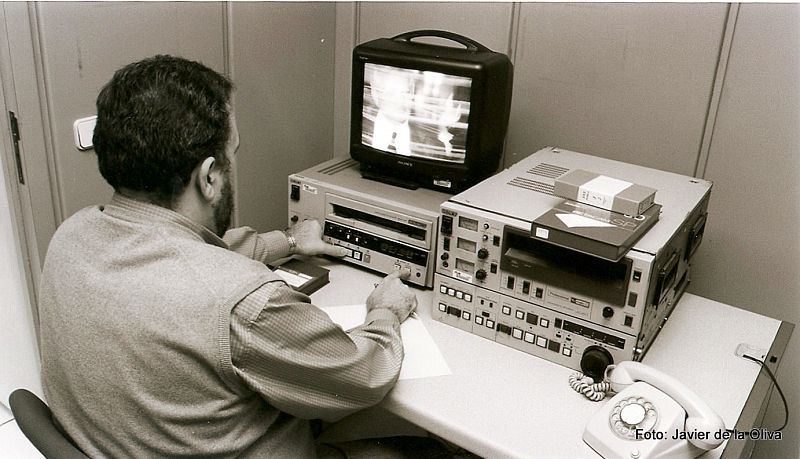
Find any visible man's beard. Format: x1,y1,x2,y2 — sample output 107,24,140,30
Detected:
213,176,234,237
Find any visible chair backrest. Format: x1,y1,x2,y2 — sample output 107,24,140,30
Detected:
8,389,89,459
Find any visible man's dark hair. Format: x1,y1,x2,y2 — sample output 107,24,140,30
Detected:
93,55,233,207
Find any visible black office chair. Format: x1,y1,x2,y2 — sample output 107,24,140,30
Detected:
9,388,89,459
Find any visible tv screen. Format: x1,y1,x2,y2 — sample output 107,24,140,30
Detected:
361,63,472,164
351,30,513,193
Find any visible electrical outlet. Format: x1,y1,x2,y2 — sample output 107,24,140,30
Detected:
735,343,767,361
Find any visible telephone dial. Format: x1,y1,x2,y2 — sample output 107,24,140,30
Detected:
583,361,725,459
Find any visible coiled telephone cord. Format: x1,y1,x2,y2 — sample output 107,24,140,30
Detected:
569,372,612,402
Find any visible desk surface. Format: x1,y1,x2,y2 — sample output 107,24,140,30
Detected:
310,259,790,459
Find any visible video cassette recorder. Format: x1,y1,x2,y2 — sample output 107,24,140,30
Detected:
288,158,451,288
433,147,712,377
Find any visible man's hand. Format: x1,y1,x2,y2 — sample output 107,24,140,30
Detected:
286,220,348,257
366,270,418,323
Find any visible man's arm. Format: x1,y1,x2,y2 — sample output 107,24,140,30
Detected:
223,220,347,265
230,283,405,422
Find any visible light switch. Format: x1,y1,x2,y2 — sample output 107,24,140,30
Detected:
73,115,97,151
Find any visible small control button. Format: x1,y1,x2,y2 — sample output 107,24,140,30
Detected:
506,276,515,289
515,310,525,320
440,285,448,294
497,323,512,335
353,251,362,261
624,315,634,327
524,332,535,344
512,328,523,340
548,340,560,353
290,184,300,201
539,318,550,328
502,305,511,315
441,216,453,235
628,292,638,307
562,347,573,357
535,287,544,299
475,316,484,325
438,303,447,312
443,237,451,251
633,270,642,282
462,312,471,321
490,263,498,274
536,336,548,348
486,319,495,329
464,294,472,302
493,235,500,246
456,291,464,299
448,288,456,296
522,281,531,295
526,313,538,325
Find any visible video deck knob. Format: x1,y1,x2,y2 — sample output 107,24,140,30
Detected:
475,269,487,281
602,307,615,319
580,345,613,382
477,248,489,260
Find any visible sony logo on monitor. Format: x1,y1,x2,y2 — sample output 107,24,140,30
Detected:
397,160,414,167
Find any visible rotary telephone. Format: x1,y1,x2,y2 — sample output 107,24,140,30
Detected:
582,361,725,459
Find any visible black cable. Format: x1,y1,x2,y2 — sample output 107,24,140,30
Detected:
742,354,789,432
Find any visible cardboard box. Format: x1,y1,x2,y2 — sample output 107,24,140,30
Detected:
554,169,656,216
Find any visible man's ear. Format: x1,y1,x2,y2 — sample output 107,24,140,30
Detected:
196,157,218,201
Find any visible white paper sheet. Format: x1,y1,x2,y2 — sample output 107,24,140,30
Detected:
321,304,451,381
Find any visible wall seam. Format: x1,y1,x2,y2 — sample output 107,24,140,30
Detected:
28,3,63,225
695,3,740,179
222,1,241,228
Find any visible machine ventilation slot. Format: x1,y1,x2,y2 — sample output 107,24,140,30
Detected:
527,163,570,179
507,177,554,195
318,159,358,175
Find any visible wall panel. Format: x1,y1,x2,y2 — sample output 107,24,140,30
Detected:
35,2,226,219
507,3,728,174
230,2,336,232
692,6,800,456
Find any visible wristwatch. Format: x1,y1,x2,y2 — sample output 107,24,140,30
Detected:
284,231,297,254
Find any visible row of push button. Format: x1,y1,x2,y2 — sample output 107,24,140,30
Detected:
493,322,572,357
345,248,363,261
438,303,472,321
439,284,473,302
499,305,551,328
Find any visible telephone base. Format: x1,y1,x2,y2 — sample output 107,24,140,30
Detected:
583,382,704,459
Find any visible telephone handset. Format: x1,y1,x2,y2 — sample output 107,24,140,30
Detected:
583,361,725,459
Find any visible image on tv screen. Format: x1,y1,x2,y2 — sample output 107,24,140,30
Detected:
361,63,472,164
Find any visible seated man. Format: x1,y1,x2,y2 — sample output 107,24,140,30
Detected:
38,55,417,458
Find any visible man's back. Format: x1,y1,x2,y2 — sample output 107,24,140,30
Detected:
39,197,312,458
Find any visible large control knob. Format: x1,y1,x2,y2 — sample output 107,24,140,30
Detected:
475,269,487,281
477,248,489,260
580,345,613,382
602,306,615,319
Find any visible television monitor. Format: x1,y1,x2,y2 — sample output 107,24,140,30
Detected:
350,30,513,193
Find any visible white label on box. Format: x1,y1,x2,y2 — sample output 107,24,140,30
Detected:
535,227,549,239
578,176,632,209
453,269,473,283
302,184,318,194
